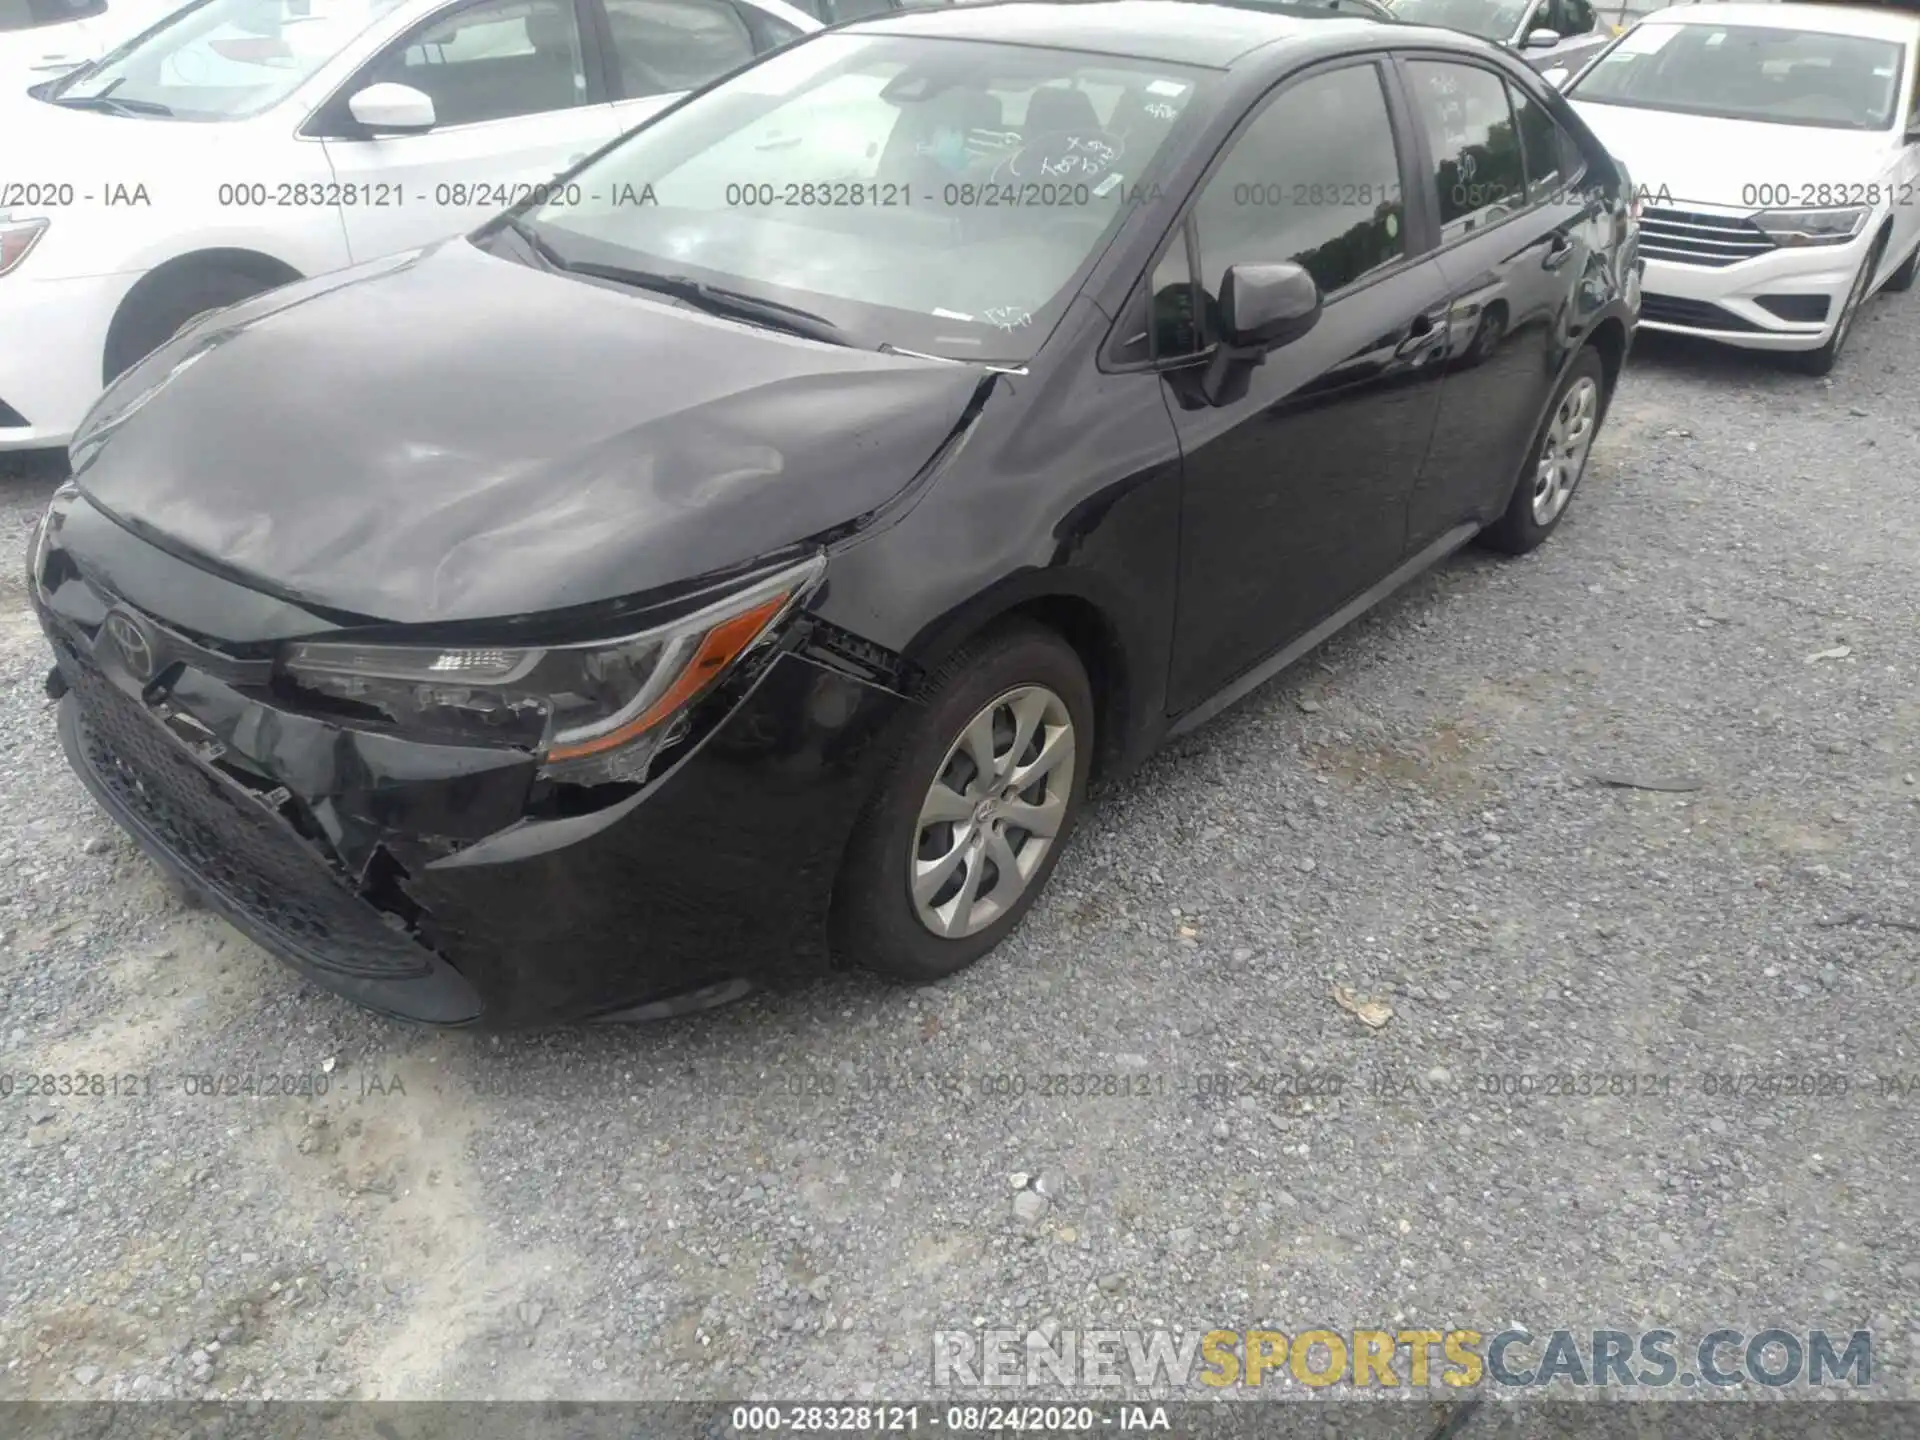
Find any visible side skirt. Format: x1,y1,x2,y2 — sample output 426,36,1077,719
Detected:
1166,520,1481,740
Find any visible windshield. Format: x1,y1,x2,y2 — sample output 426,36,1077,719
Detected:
1570,21,1907,130
47,0,408,120
1389,0,1528,42
521,33,1202,364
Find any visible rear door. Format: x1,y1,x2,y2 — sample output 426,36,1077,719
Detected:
1397,54,1612,550
312,0,620,262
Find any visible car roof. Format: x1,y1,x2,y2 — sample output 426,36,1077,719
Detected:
1640,1,1920,40
841,0,1386,68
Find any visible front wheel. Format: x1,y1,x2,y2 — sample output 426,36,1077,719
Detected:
1785,234,1883,376
1478,347,1608,556
1883,239,1918,294
103,265,276,386
832,622,1094,982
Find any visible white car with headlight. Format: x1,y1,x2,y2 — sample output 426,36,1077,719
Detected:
0,0,818,452
1564,1,1920,373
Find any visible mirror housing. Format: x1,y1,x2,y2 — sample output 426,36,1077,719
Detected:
1200,261,1322,405
348,81,436,134
1221,261,1322,349
1523,26,1563,47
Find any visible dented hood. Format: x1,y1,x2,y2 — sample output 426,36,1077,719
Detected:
71,239,986,626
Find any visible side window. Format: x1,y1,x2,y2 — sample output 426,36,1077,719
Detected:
367,0,586,126
819,0,894,18
604,0,756,98
1188,63,1407,323
1555,117,1588,187
1407,61,1528,242
1507,81,1567,204
1559,0,1595,36
729,2,803,49
1150,233,1200,360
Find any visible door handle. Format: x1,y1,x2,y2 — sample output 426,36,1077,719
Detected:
1542,234,1576,270
1394,312,1444,360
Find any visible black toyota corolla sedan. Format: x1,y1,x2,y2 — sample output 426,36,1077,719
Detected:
30,0,1639,1028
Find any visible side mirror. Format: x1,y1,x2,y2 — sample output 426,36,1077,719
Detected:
1200,261,1321,406
1523,26,1563,47
1221,261,1322,349
348,81,436,134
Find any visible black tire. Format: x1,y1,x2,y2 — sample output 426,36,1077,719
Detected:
1885,239,1918,294
832,621,1094,982
102,264,278,385
1478,346,1609,557
1784,233,1884,377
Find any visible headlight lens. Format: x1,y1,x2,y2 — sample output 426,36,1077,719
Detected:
281,554,823,784
1752,206,1870,247
0,217,50,277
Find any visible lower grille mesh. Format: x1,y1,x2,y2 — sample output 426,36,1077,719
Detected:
1638,294,1764,333
62,650,437,982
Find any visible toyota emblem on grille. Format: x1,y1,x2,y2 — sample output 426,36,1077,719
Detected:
104,610,157,681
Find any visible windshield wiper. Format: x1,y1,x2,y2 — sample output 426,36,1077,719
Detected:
503,215,573,273
48,93,174,116
523,237,847,345
596,267,847,345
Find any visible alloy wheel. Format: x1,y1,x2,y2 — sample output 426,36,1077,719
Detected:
909,685,1075,940
1530,375,1599,528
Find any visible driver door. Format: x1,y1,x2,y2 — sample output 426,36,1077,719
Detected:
1884,52,1920,286
1160,58,1453,713
311,0,620,263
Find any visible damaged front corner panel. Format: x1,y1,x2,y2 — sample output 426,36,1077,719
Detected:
816,372,1001,556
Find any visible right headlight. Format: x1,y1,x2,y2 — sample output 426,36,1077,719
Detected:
280,553,824,785
0,216,49,277
1751,206,1870,248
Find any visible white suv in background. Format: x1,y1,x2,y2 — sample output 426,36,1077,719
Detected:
0,0,819,452
1564,2,1920,373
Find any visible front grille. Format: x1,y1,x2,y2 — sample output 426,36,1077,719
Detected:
1639,206,1777,268
1638,293,1764,333
60,648,438,983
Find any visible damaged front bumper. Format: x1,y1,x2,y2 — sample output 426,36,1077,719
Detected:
31,492,912,1028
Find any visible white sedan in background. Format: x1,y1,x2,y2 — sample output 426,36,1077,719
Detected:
0,0,187,84
1564,1,1920,373
0,0,818,451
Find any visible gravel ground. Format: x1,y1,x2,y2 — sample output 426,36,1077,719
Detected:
1,298,1917,1407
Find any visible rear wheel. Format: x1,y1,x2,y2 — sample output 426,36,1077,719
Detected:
1478,347,1608,556
832,622,1093,982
